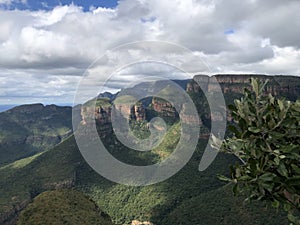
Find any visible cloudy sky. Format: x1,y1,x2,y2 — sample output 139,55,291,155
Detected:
0,0,300,105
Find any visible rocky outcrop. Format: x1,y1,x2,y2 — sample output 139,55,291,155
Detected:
81,98,147,137
81,106,112,125
190,74,300,99
180,103,201,125
132,104,146,121
80,104,113,138
152,97,177,118
43,178,75,190
188,74,300,128
82,100,146,122
131,220,154,225
114,103,146,122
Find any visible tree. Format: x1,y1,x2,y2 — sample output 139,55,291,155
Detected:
217,78,300,224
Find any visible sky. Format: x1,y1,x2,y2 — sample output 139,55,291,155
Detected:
0,0,300,105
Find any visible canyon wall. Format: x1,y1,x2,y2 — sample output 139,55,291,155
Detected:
189,74,300,100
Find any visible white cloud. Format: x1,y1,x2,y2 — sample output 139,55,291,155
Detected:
0,0,299,104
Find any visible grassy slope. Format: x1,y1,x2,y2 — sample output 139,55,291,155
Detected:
0,124,289,225
0,135,80,215
17,189,115,225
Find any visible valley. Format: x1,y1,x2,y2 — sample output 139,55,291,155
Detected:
0,74,299,225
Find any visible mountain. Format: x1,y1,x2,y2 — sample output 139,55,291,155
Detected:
98,92,118,101
0,103,81,167
189,74,300,103
17,189,116,225
1,74,299,224
0,132,287,225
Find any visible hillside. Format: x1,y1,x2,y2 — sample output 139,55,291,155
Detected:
0,104,80,166
17,189,115,225
0,131,289,225
1,74,299,224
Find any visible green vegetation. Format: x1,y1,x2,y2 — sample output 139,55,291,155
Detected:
147,98,179,125
113,95,137,105
129,120,151,139
17,189,115,225
2,76,299,224
0,104,74,167
0,135,80,216
218,79,300,224
166,184,287,225
1,125,280,225
84,97,112,108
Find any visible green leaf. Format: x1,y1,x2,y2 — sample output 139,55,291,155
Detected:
248,127,261,133
287,213,300,224
274,157,280,165
286,176,300,187
277,163,289,177
271,200,280,209
291,164,300,174
218,175,232,182
278,99,284,111
251,78,259,97
259,172,276,182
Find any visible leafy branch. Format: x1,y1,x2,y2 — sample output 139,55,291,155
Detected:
216,78,300,224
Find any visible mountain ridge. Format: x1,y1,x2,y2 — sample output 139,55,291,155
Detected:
1,74,299,224
0,103,81,167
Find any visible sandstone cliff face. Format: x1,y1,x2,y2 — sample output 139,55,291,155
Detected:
180,103,201,125
82,102,146,123
81,74,300,137
152,97,177,118
80,104,113,138
43,177,76,190
191,74,300,99
132,104,146,121
188,74,300,125
131,220,154,225
114,103,146,122
81,105,112,125
80,99,147,137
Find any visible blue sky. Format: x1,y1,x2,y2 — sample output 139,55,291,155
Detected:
1,0,118,11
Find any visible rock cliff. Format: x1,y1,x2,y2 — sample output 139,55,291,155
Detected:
151,97,177,119
131,220,154,225
80,98,147,137
187,74,300,128
190,74,300,100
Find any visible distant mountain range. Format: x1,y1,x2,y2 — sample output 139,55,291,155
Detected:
0,104,81,167
0,74,299,225
0,105,18,113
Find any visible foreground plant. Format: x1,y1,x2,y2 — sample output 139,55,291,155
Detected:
217,78,300,224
